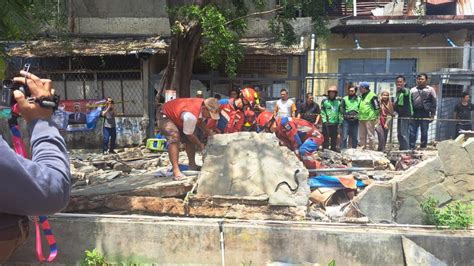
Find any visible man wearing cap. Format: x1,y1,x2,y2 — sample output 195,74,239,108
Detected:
358,82,380,150
156,97,220,180
321,86,342,151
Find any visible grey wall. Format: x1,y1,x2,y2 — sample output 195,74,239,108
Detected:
70,0,313,38
9,214,474,265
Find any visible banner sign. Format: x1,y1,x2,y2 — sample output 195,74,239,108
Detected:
52,99,106,131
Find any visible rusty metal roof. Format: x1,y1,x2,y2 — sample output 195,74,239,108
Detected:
240,38,305,56
6,37,168,57
7,36,305,58
331,15,474,33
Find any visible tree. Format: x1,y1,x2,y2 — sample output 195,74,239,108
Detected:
162,0,348,98
0,0,66,51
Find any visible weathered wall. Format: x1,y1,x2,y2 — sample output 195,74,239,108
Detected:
70,0,313,38
71,0,170,36
309,30,470,95
63,116,148,149
9,215,474,265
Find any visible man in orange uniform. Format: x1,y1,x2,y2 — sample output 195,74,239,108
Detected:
156,97,220,180
211,87,259,133
257,111,324,169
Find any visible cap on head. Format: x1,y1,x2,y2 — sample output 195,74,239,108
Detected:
204,97,220,120
359,82,370,89
327,86,338,93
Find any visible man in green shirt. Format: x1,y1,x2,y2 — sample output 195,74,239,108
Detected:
394,75,413,150
321,86,342,151
358,82,380,150
341,86,361,149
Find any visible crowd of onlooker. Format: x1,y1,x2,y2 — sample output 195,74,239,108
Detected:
231,73,472,152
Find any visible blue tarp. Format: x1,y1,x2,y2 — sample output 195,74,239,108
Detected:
308,175,366,189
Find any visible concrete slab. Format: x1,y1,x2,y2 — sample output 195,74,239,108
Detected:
197,132,310,206
8,214,474,265
402,236,447,266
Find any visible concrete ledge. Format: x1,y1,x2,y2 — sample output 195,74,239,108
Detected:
9,214,474,265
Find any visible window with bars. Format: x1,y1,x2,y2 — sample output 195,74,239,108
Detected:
239,57,288,75
51,71,143,116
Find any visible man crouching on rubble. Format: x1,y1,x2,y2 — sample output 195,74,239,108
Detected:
1,71,71,262
156,97,220,180
256,111,324,169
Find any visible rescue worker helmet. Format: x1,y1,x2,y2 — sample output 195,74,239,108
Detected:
240,87,258,106
256,111,274,132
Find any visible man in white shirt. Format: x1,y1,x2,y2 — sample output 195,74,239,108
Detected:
274,89,297,118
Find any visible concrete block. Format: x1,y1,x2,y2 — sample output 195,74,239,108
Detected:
437,140,474,175
355,183,393,222
443,175,474,201
396,197,423,225
397,157,445,198
198,132,310,206
402,237,447,266
462,137,474,164
422,184,452,206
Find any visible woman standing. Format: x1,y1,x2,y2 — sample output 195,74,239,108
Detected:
376,90,394,151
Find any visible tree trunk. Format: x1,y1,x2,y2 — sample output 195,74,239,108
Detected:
163,0,210,98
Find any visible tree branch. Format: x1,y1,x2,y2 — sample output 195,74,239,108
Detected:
225,7,283,25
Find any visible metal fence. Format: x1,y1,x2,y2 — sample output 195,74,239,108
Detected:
10,55,144,117
305,46,474,143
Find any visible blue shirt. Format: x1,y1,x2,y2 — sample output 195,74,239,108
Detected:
0,119,71,227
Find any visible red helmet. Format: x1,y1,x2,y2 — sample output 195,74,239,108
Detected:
256,111,274,130
240,87,258,106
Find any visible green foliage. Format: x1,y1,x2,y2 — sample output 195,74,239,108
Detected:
0,0,66,40
80,249,107,266
420,197,473,229
167,0,343,78
328,259,336,266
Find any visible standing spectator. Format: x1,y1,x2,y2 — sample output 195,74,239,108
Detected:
274,89,297,118
102,97,117,155
453,92,473,137
376,90,395,151
321,86,342,151
409,73,437,149
394,75,413,150
229,89,239,100
340,86,360,149
298,93,321,125
358,82,380,150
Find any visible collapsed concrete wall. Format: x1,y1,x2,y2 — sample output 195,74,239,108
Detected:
353,138,474,224
197,132,310,206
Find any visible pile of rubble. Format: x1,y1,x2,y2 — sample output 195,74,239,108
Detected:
65,132,469,224
347,136,474,224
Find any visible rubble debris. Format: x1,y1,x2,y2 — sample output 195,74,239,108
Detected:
347,138,474,224
197,132,310,207
342,148,391,169
318,149,352,167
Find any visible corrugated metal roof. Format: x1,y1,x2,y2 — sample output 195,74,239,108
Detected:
331,15,474,33
7,37,305,58
240,38,305,56
6,37,168,57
